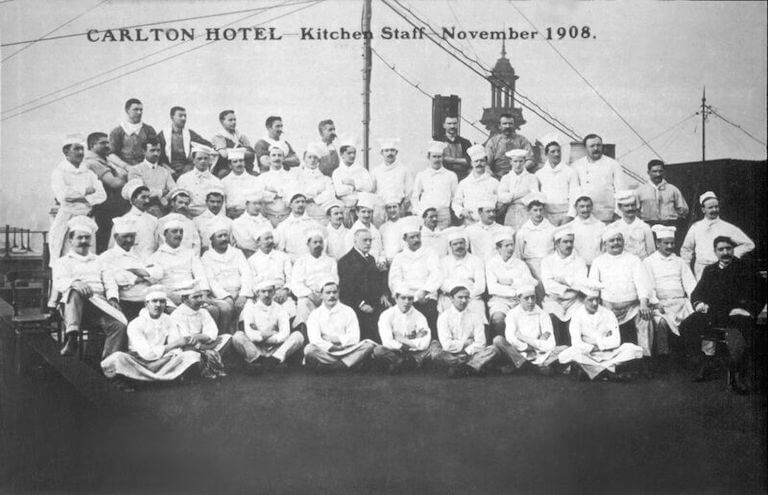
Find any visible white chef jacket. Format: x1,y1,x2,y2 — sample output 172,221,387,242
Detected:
53,250,118,300
201,245,251,299
569,215,606,266
485,253,536,298
289,253,338,298
231,212,271,252
388,247,442,299
588,251,651,303
147,244,209,293
241,299,290,344
608,217,655,259
176,169,224,216
332,164,374,207
371,161,412,204
411,166,458,214
570,155,625,222
437,305,486,355
378,305,431,351
99,245,161,302
306,302,361,352
466,221,506,260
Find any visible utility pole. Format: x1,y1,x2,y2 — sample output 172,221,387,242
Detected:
700,86,709,163
361,0,372,170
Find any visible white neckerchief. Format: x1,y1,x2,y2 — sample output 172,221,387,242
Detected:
164,126,191,161
121,121,143,136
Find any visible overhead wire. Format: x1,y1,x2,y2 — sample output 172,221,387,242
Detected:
371,48,489,138
618,113,697,159
708,108,766,148
1,0,324,122
1,0,110,62
507,1,665,161
1,0,315,116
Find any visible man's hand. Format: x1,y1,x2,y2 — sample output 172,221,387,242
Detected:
127,268,150,279
84,186,96,195
274,288,289,304
414,290,429,303
695,302,709,313
328,335,343,346
360,303,374,314
342,178,355,186
379,295,392,308
541,331,552,341
71,281,93,297
497,277,513,286
108,298,121,310
639,301,652,320
309,291,323,307
376,260,388,271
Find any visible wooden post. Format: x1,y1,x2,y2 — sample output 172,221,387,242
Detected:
362,0,372,170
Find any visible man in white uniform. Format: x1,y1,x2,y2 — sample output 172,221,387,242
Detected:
54,216,127,358
388,217,442,339
343,192,385,266
568,192,606,266
247,226,296,319
221,148,261,219
608,190,655,259
156,188,201,254
275,193,324,263
193,186,231,251
231,192,271,256
535,138,578,226
232,279,305,368
324,200,349,260
290,230,338,331
515,192,556,282
438,228,486,321
379,196,405,263
373,287,440,374
304,280,376,371
570,134,625,222
332,138,374,227
466,200,505,261
452,144,499,226
176,143,223,217
420,208,448,257
110,179,158,259
680,191,754,280
411,141,458,229
371,138,412,224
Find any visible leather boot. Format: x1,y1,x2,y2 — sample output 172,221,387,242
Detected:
60,333,79,357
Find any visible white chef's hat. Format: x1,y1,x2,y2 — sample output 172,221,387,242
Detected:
492,227,515,245
168,187,192,202
467,144,487,162
305,142,327,159
356,192,376,211
205,217,231,239
162,217,185,232
144,285,167,302
383,194,402,206
394,284,416,298
191,142,216,157
378,138,399,150
699,191,717,205
324,200,344,215
615,189,637,206
121,178,147,201
538,133,560,148
228,148,246,161
477,199,497,212
253,225,273,241
178,282,206,297
504,149,528,159
254,278,277,292
427,141,447,155
553,226,575,242
305,228,325,243
523,191,547,207
398,216,422,236
62,133,85,147
573,190,592,205
651,224,676,239
601,225,623,242
245,191,263,204
578,281,603,298
314,274,339,292
112,216,137,235
516,284,537,297
205,185,226,199
445,227,467,243
67,215,97,235
339,135,359,149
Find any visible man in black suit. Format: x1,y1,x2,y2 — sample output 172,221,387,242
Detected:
680,236,764,393
338,229,391,342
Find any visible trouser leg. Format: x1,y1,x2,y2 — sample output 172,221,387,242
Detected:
432,350,468,369
653,318,671,356
679,312,710,359
340,341,376,368
634,314,652,357
208,299,233,334
356,309,381,343
84,303,128,358
467,344,500,371
304,343,343,366
64,290,85,334
372,346,403,367
492,335,528,368
550,316,571,346
119,300,145,322
231,331,263,363
272,332,305,362
489,312,506,338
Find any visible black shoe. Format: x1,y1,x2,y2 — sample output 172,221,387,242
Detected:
499,365,517,375
261,356,281,370
447,364,473,379
386,362,403,375
538,365,554,377
693,357,715,382
60,334,78,357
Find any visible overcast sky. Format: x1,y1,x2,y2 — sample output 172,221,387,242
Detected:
1,0,766,231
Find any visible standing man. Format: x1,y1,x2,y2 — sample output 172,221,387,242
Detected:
157,106,213,180
128,137,176,216
176,144,223,217
50,134,107,266
193,187,231,251
254,116,300,172
570,134,625,223
515,192,556,282
333,139,375,227
411,141,458,229
535,139,578,226
420,208,448,257
109,98,157,168
338,229,390,342
211,110,255,176
452,144,499,225
54,216,127,358
568,192,606,267
231,193,271,256
484,113,534,178
438,115,472,181
316,119,339,177
465,200,505,261
342,193,385,265
379,196,405,264
388,217,443,338
256,146,294,226
156,189,201,254
290,231,338,331
221,148,262,219
304,280,376,372
497,149,540,231
371,138,412,225
247,227,296,319
635,159,689,238
609,190,655,259
84,131,129,253
681,191,754,280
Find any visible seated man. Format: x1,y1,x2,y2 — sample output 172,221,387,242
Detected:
248,226,295,317
343,192,386,267
438,228,486,321
127,137,176,215
568,192,606,267
231,192,271,256
486,227,537,337
373,286,440,374
101,286,201,384
275,192,324,263
435,285,500,378
147,220,220,325
232,279,305,368
540,227,588,345
558,282,644,381
176,143,223,217
451,144,499,226
304,280,376,371
465,200,505,261
644,225,695,359
324,200,349,260
609,190,655,259
54,216,127,358
338,229,390,342
200,218,251,334
156,188,201,254
588,228,654,375
193,186,231,251
170,284,231,379
379,195,404,263
420,207,448,257
515,192,555,282
389,216,442,339
255,145,294,226
493,285,567,375
290,230,338,332
679,236,764,393
100,217,161,320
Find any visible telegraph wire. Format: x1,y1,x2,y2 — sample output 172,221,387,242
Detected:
1,0,324,122
618,113,697,159
708,108,766,148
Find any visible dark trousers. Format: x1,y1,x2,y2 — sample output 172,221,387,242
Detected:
414,299,439,340
355,307,383,344
680,312,754,367
119,300,145,322
64,291,127,358
549,316,571,346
